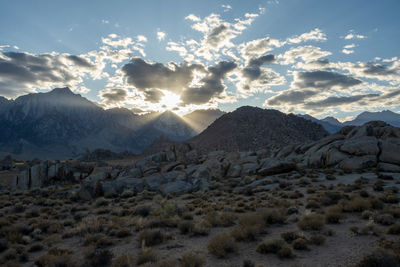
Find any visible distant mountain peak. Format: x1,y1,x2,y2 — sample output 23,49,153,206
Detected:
49,87,74,95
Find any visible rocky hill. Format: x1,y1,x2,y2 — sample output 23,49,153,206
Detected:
275,121,400,172
190,106,329,153
183,109,225,132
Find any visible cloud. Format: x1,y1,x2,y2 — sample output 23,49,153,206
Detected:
121,58,203,94
137,35,148,42
286,28,327,44
157,31,166,41
342,43,356,54
291,70,362,90
181,61,237,104
184,12,259,61
333,60,400,84
99,88,128,105
265,70,363,106
117,57,238,108
280,45,332,64
267,89,317,105
239,37,283,60
0,51,103,97
344,30,366,40
304,93,379,108
185,14,201,22
101,19,109,24
222,4,232,11
242,54,277,80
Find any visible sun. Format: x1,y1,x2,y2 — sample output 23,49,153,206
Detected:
159,90,181,112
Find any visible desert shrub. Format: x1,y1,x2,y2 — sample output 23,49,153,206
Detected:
207,232,237,258
326,174,336,180
180,251,205,267
112,254,134,267
325,206,343,224
84,233,114,248
83,247,113,267
369,197,384,210
178,221,194,235
356,248,399,267
0,226,23,244
361,210,374,220
387,224,400,235
28,243,44,252
13,204,25,213
121,190,134,199
192,220,210,236
203,211,236,227
260,209,286,225
344,197,371,212
0,238,8,253
115,228,131,238
138,230,166,247
277,246,295,259
231,213,266,242
306,200,320,209
135,205,152,217
375,214,395,226
292,238,308,250
297,214,325,231
256,239,284,254
280,231,302,244
95,197,109,207
231,224,263,242
35,248,75,267
136,248,157,265
309,234,326,245
243,259,255,267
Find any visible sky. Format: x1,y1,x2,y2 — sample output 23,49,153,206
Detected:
0,0,399,119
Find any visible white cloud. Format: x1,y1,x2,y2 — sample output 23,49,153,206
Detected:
157,31,166,41
137,35,148,42
222,4,232,11
343,30,366,40
280,45,332,65
185,14,201,22
101,19,109,24
286,28,327,44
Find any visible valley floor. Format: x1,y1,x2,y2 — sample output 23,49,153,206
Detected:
1,169,400,267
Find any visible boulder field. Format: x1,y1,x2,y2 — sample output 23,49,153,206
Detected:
10,121,400,199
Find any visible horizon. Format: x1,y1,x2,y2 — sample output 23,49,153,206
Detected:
1,0,400,120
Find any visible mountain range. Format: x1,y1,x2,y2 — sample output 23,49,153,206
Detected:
0,88,200,159
298,110,400,133
1,87,400,159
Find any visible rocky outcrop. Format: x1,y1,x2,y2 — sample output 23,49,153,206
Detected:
274,121,400,172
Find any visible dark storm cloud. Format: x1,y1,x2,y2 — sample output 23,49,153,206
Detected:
181,61,237,104
242,54,276,80
99,88,128,104
121,58,204,93
304,93,379,108
293,70,362,90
